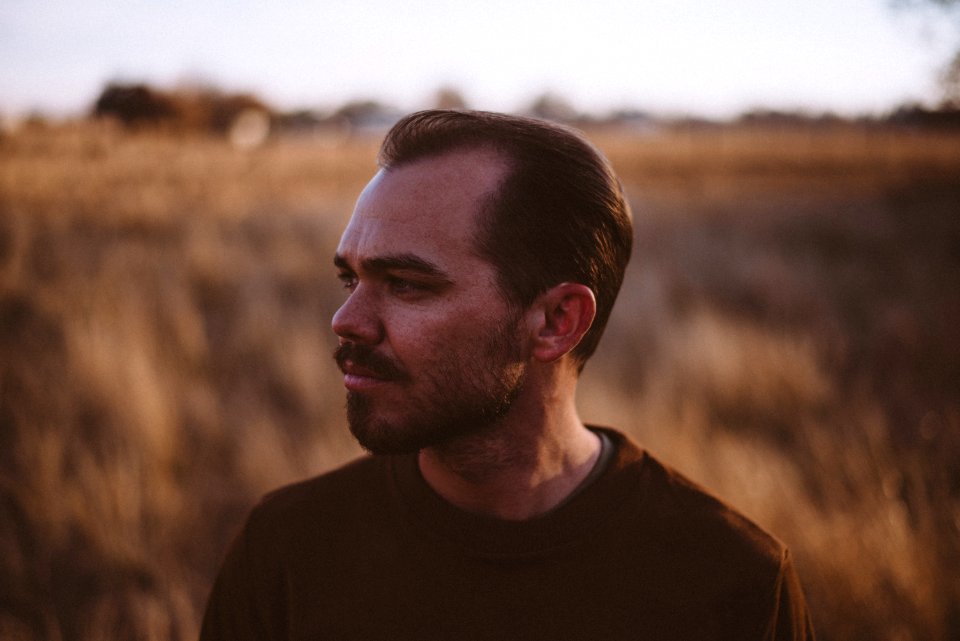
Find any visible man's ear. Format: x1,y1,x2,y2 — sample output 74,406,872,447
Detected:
526,283,596,363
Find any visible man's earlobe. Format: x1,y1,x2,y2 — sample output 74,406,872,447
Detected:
529,283,596,363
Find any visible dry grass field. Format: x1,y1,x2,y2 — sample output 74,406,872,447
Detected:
1,118,959,640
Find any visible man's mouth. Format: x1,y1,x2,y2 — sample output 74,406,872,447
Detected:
339,359,384,380
333,343,408,390
340,360,389,390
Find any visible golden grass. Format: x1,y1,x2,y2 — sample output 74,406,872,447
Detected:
1,120,958,640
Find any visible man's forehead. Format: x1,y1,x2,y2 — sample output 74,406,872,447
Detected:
369,146,509,206
338,147,508,257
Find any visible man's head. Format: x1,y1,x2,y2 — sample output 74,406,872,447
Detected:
377,110,633,368
332,110,632,454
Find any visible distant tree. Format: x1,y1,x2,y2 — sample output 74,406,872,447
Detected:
526,92,578,122
200,92,271,134
892,0,960,104
93,83,179,126
940,51,960,105
333,100,400,131
91,81,273,138
887,102,960,126
432,86,469,110
273,109,325,132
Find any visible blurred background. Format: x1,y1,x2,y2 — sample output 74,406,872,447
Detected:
2,1,960,640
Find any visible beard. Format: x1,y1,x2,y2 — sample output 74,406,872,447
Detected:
334,315,526,455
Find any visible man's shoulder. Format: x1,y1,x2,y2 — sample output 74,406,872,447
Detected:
263,453,384,501
632,444,787,576
597,429,785,571
601,432,812,639
244,454,394,538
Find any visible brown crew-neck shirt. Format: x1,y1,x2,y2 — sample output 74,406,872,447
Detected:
201,427,814,640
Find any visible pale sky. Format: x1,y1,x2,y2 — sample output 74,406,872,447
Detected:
1,0,956,119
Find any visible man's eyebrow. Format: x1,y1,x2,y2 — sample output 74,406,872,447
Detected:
334,253,452,282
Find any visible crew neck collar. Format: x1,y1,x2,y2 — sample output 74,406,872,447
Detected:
388,427,648,559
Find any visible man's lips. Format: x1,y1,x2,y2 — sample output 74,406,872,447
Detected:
339,359,385,380
340,360,390,390
334,344,409,391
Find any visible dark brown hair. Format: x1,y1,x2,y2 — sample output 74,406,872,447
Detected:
378,110,633,368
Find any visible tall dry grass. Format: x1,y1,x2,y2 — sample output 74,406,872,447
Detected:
1,119,958,640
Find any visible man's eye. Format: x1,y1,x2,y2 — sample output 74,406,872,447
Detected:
388,277,427,295
337,273,358,291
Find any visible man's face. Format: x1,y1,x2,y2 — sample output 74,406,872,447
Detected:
331,148,528,455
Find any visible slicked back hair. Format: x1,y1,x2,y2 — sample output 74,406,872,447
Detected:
377,110,633,370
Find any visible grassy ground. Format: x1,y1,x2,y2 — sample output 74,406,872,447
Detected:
1,119,958,640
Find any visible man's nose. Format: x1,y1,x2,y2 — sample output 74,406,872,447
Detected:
331,285,383,345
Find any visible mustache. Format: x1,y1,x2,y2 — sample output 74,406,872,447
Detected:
333,343,409,381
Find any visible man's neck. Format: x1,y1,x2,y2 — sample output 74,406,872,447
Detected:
417,394,601,521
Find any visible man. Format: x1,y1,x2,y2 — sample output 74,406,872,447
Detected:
201,110,814,640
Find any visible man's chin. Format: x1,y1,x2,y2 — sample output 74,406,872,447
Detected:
343,371,524,455
346,394,429,455
347,419,433,456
